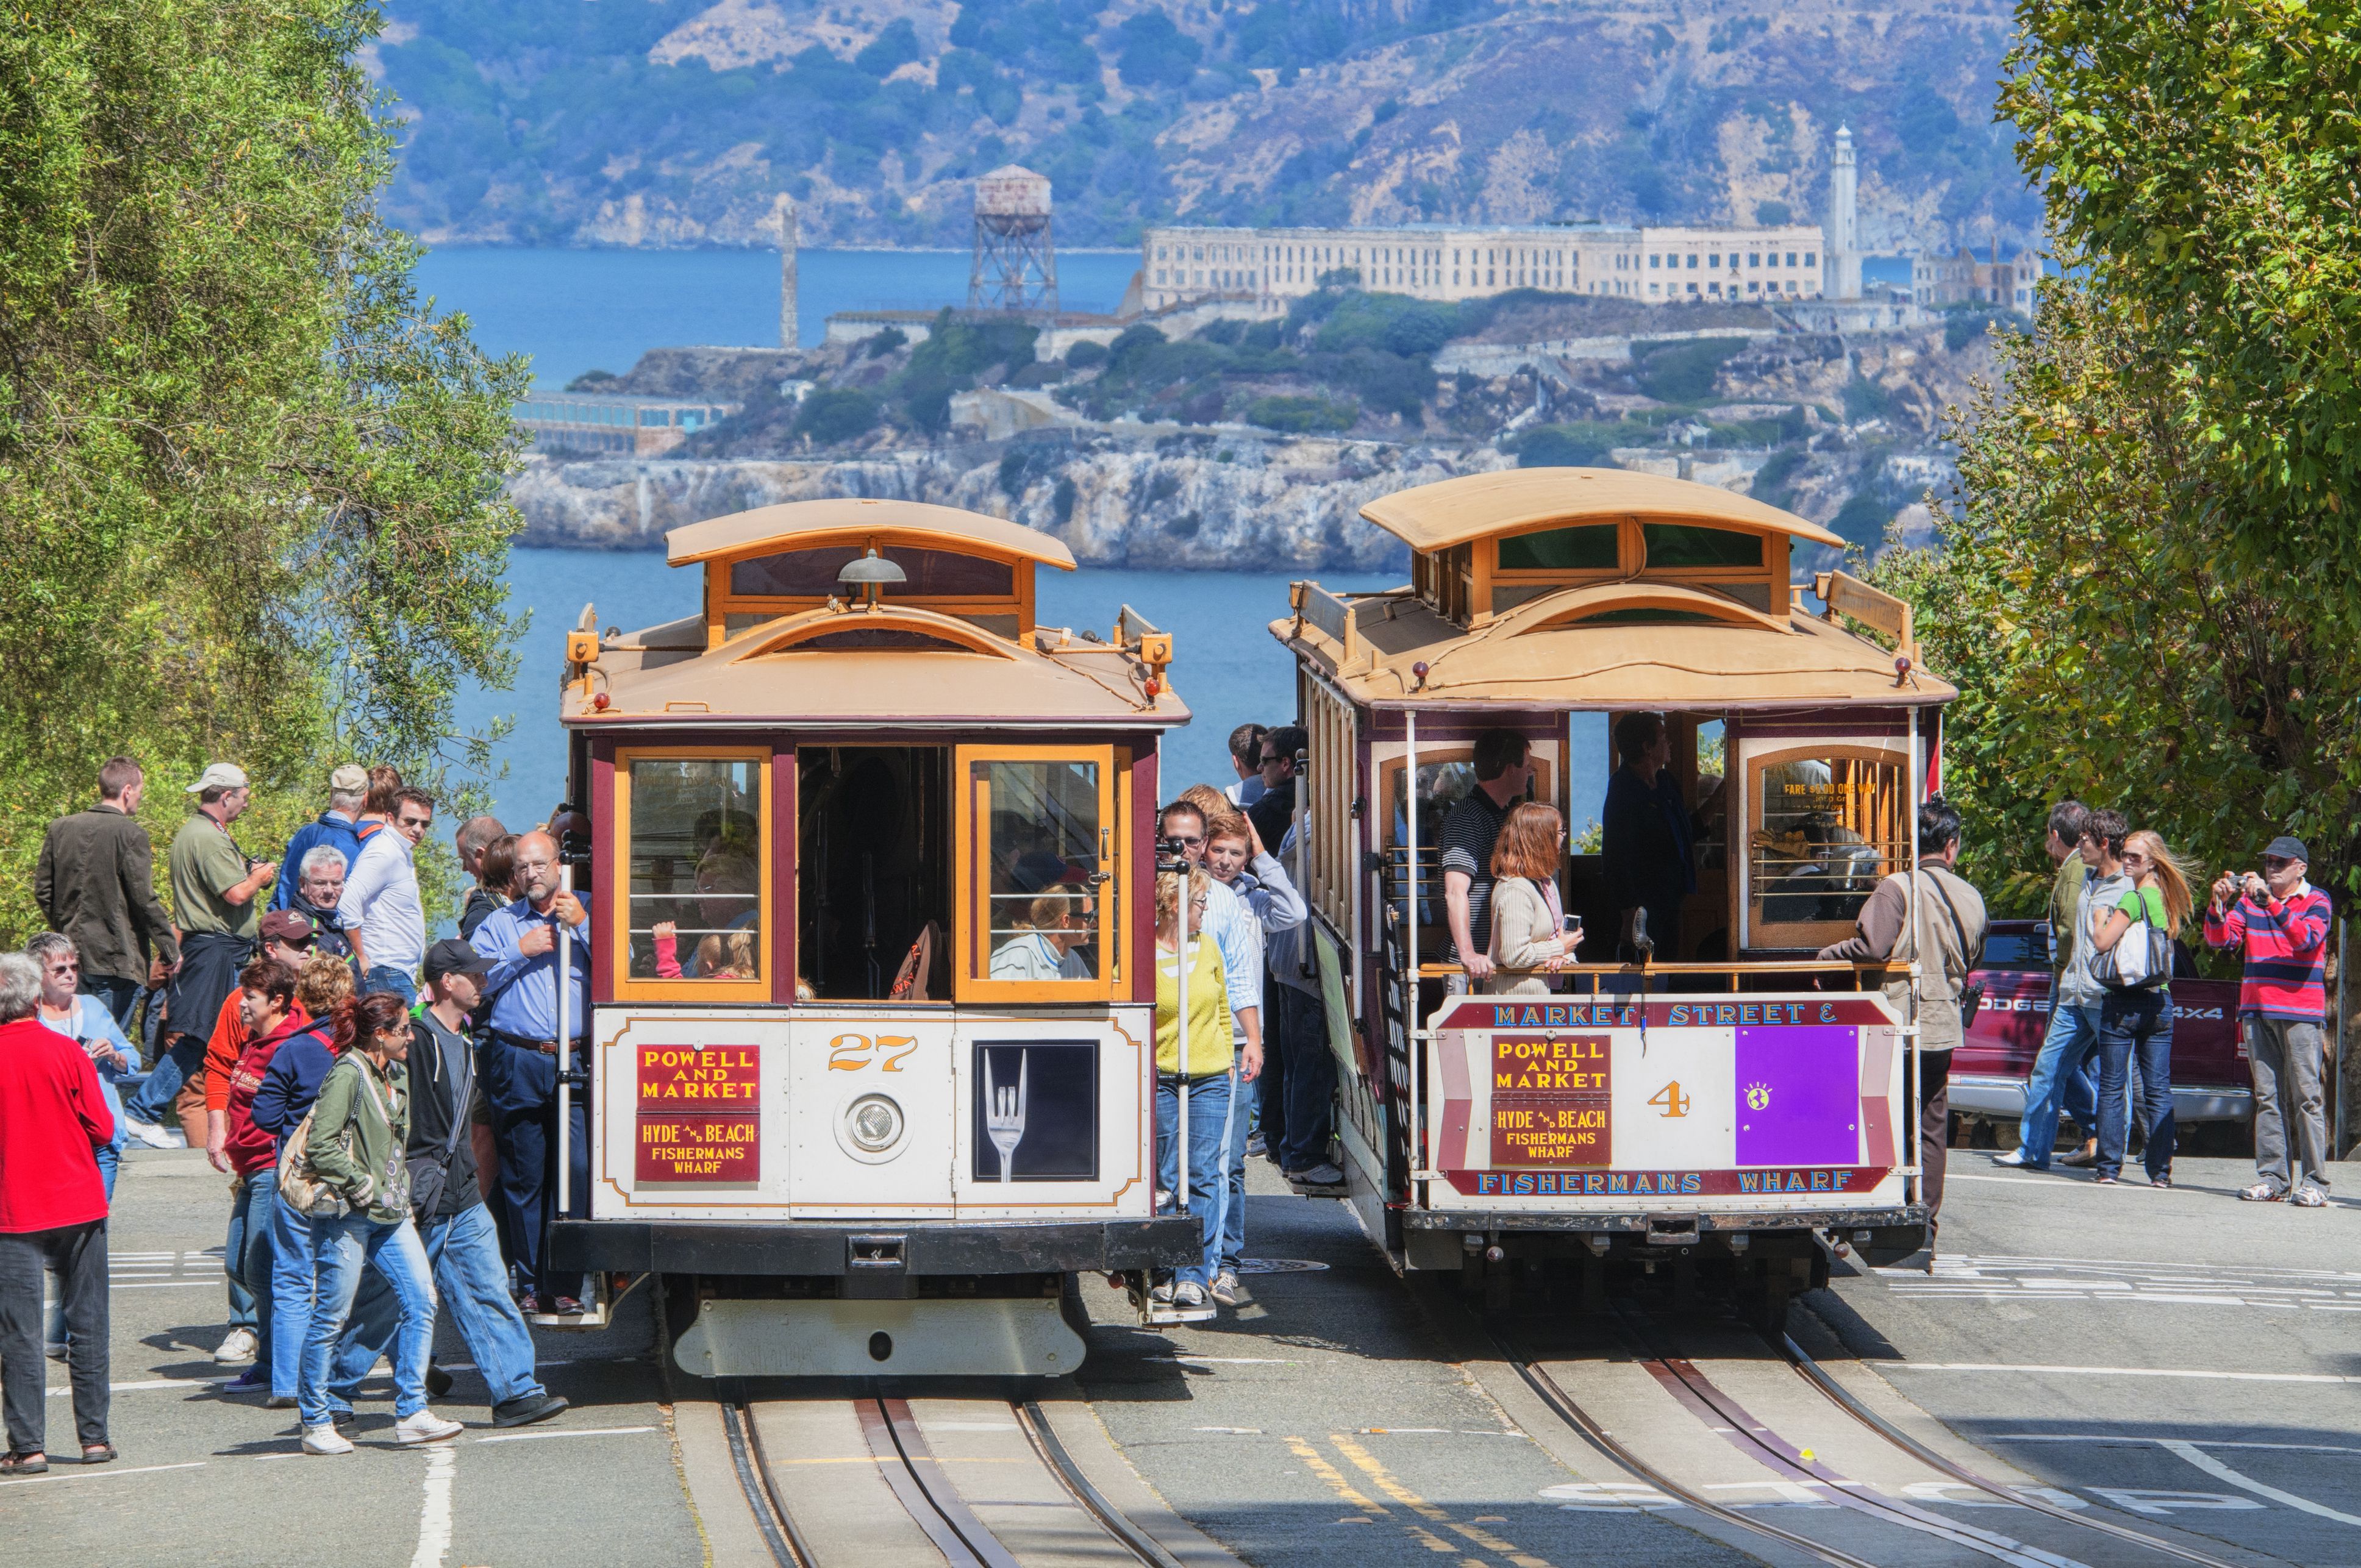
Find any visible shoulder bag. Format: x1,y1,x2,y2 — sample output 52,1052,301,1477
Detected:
2091,888,2172,990
275,1103,349,1220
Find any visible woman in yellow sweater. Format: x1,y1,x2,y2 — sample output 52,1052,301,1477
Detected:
1154,868,1232,1310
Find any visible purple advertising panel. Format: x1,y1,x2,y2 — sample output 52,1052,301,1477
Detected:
1733,1025,1860,1167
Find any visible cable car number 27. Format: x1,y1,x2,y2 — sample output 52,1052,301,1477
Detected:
828,1033,918,1071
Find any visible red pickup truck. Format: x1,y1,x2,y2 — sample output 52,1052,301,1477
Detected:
1949,919,2254,1144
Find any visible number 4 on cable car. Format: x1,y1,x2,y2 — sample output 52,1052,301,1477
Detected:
1649,1082,1691,1119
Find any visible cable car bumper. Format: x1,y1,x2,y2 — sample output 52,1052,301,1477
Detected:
549,1216,1201,1278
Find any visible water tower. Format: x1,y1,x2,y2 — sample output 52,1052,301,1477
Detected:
970,165,1058,316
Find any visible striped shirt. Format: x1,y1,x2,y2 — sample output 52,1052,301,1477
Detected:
2204,883,2332,1021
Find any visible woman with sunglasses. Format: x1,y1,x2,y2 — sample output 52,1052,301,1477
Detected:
2086,828,2195,1188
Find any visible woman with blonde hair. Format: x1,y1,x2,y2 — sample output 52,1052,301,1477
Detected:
2087,827,2193,1187
1151,866,1237,1310
1484,802,1582,995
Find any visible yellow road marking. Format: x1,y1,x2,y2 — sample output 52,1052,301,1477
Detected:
1330,1433,1556,1568
1284,1434,1388,1514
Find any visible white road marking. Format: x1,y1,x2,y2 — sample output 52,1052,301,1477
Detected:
0,1461,206,1488
474,1425,655,1445
1885,1363,2361,1386
47,1376,234,1397
2084,1486,2261,1516
2161,1441,2361,1528
410,1442,457,1568
2001,1435,2361,1455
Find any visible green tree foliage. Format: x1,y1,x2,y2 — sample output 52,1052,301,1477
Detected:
1245,395,1357,433
0,0,526,943
1630,338,1751,403
1115,12,1202,88
2001,0,2361,591
1869,290,2361,900
793,389,882,443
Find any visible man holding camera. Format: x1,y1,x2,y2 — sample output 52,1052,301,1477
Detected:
2207,836,2333,1206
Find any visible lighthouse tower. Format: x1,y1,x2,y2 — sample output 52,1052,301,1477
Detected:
1827,126,1861,299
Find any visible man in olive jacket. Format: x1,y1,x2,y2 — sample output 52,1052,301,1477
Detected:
35,757,180,1030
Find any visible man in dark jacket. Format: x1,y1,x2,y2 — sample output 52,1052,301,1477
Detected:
35,757,180,1030
1602,711,1695,961
332,941,566,1429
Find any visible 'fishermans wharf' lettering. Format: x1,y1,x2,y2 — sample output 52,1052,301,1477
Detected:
635,1045,761,1182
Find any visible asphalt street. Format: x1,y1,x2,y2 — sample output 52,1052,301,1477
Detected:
10,1145,2360,1567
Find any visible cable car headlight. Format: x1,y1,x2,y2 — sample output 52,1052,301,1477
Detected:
845,1094,904,1154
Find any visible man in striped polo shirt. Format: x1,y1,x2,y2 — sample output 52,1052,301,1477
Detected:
2206,835,2334,1206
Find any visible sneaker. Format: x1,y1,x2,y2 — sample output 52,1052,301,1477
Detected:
1172,1281,1209,1308
2238,1181,2287,1202
215,1328,259,1365
491,1392,569,1430
43,1342,66,1362
1209,1271,1239,1307
424,1363,454,1399
2291,1185,2329,1208
1991,1149,2046,1169
265,1395,297,1411
394,1409,465,1446
226,1365,268,1392
2059,1141,2099,1168
2093,1174,2119,1186
122,1115,182,1150
302,1425,354,1456
1245,1131,1267,1158
2150,1174,2172,1189
1286,1162,1347,1186
551,1297,584,1317
1149,1280,1175,1304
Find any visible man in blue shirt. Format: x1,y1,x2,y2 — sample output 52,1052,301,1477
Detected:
468,830,591,1314
271,765,366,913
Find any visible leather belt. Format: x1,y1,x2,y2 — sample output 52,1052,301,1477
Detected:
491,1030,586,1057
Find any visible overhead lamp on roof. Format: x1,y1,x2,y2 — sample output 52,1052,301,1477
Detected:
838,547,907,608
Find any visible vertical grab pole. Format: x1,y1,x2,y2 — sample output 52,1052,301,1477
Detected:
1176,855,1190,1217
1905,708,1921,1189
557,863,574,1216
1406,710,1423,1183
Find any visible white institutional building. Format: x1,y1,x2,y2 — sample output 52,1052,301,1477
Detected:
1139,127,1867,316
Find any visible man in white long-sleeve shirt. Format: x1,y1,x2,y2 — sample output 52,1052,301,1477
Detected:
340,788,433,1004
1199,808,1305,1305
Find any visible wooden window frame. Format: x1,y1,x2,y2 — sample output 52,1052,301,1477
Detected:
954,743,1121,1005
1488,518,1790,616
610,744,776,1004
703,530,1037,650
1740,741,1909,952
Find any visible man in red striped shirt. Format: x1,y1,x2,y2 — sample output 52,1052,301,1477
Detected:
2206,835,2333,1206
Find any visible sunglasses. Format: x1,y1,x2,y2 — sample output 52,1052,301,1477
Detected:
1166,833,1206,847
2262,857,2293,871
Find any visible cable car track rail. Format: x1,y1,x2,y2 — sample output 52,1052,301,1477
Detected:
721,1390,1178,1568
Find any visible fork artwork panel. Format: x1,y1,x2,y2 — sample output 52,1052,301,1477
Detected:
970,1040,1099,1181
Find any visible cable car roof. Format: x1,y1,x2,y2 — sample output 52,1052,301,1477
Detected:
665,497,1080,569
1276,582,1956,709
1360,467,1848,553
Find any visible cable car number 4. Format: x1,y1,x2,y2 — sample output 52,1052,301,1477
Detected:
1649,1082,1691,1119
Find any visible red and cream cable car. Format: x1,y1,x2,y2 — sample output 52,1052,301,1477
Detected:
543,498,1198,1377
1274,469,1956,1327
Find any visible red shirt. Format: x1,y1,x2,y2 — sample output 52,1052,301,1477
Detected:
0,1017,112,1233
223,1012,320,1175
205,992,310,1115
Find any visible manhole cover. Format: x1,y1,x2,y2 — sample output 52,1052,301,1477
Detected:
1237,1258,1330,1274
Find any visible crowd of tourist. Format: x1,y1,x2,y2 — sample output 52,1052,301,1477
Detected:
4,757,576,1469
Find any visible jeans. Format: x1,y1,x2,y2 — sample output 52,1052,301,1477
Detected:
1154,1074,1232,1291
1266,982,1335,1172
2246,1016,2331,1195
2015,1000,2102,1166
124,1031,207,1124
78,973,142,1032
480,1039,591,1302
268,1188,318,1399
364,966,418,1007
2096,989,2175,1181
301,1213,437,1428
1217,1060,1248,1275
0,1222,108,1456
224,1178,274,1357
338,1203,546,1407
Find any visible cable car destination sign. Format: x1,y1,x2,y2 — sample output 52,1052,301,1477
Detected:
1428,996,1903,1199
635,1042,762,1183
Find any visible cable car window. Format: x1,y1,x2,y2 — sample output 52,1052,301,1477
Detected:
1498,524,1618,572
729,547,1014,599
1643,523,1763,569
977,761,1101,985
623,755,764,983
1746,748,1905,944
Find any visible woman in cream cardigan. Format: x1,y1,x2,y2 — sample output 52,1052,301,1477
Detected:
1484,802,1582,995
